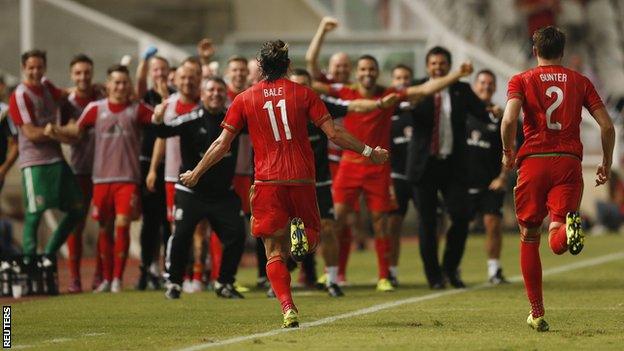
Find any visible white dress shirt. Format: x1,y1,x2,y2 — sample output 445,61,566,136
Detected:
437,87,453,157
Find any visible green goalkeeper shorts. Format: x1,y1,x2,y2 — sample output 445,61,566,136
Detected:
21,161,84,214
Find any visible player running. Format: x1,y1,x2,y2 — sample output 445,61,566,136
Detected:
314,55,474,291
180,40,387,327
501,26,614,331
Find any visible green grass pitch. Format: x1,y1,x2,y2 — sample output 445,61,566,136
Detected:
10,233,624,350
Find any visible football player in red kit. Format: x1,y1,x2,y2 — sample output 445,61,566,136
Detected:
48,65,154,293
501,26,614,331
180,40,388,328
314,55,475,291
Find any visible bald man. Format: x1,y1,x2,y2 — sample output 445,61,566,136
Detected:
305,17,352,84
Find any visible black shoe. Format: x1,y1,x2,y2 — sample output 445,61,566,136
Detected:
215,283,244,299
430,281,446,290
165,283,181,299
388,273,399,288
136,267,148,291
266,287,276,298
445,271,466,289
327,283,344,297
488,268,509,285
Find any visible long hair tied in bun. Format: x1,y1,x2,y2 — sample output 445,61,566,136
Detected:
258,40,291,81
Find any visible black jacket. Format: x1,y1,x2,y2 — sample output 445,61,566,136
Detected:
155,106,238,199
406,80,490,184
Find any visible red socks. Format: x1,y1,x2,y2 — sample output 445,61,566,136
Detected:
94,232,103,280
209,231,222,281
66,232,82,281
520,239,544,318
548,225,568,255
266,255,295,313
98,228,114,281
338,227,352,279
113,225,130,280
192,263,203,281
374,237,390,279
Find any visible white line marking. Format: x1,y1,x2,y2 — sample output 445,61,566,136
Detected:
83,332,107,337
46,338,72,343
175,251,624,351
12,332,107,349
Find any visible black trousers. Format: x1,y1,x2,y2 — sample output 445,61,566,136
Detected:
139,161,170,270
166,189,245,285
413,157,470,286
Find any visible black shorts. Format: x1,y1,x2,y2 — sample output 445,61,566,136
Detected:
390,177,417,217
316,184,335,220
467,188,504,218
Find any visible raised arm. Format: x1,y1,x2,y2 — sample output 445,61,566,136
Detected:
305,17,338,80
591,107,615,186
500,98,522,170
179,128,237,187
136,46,158,99
405,62,474,103
319,118,388,164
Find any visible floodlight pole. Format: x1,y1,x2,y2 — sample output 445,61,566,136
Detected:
20,0,34,52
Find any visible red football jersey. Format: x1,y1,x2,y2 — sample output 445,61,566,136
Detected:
508,65,603,161
330,84,403,163
221,78,330,182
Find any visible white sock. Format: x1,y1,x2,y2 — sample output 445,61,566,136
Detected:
389,266,398,278
326,266,338,286
149,262,160,276
487,259,500,278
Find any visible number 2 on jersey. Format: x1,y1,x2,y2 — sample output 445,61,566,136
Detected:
263,99,291,141
545,86,563,130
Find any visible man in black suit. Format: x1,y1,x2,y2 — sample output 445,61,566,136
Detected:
406,46,490,289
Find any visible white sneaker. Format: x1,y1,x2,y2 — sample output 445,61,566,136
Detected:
111,278,122,293
182,279,193,293
94,280,111,293
190,279,203,293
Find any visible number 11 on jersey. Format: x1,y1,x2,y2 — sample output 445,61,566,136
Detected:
263,99,291,141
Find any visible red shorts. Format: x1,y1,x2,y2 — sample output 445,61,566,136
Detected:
92,183,139,222
165,182,176,222
514,155,583,228
332,161,395,213
232,175,253,214
249,183,320,251
75,175,93,203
